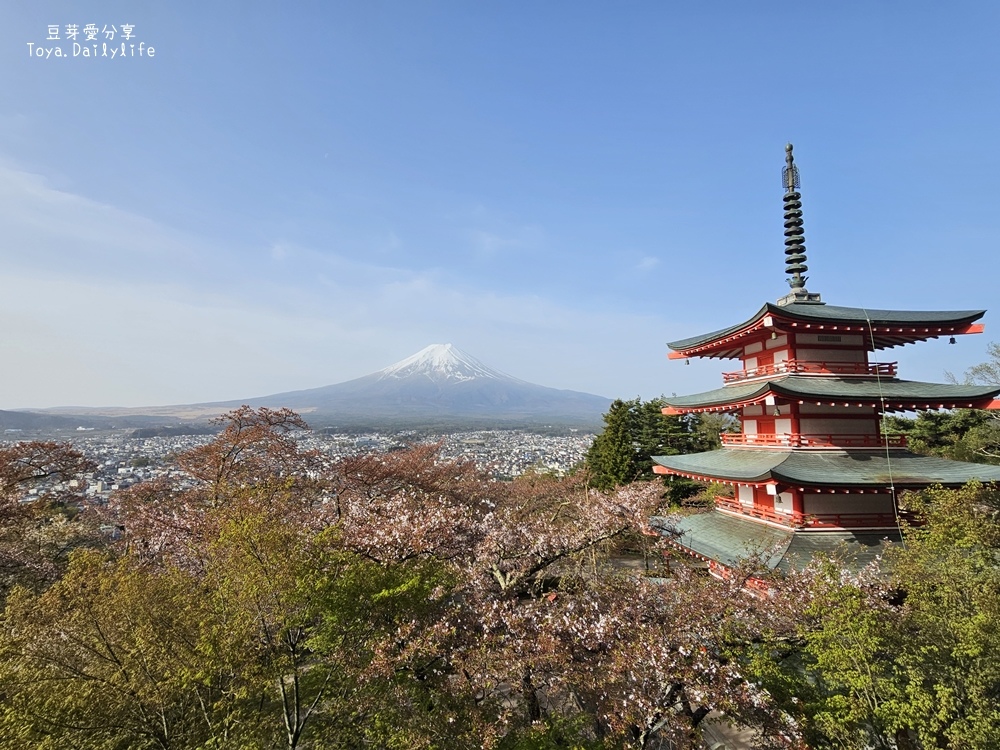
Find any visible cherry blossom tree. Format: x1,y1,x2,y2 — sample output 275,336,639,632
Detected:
0,440,95,594
0,408,811,749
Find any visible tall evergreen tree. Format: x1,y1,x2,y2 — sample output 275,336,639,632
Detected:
586,399,638,490
586,397,718,492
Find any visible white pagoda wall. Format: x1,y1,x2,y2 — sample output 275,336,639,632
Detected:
772,491,794,515
737,485,754,506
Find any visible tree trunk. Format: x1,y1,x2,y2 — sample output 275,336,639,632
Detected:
521,665,542,723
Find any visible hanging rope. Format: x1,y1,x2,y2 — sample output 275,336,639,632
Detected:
863,308,906,546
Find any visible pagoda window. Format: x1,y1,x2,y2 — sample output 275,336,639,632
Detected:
744,342,764,356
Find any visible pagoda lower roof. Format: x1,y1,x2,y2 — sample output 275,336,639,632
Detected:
662,375,1000,413
668,302,985,358
651,448,1000,488
650,510,899,573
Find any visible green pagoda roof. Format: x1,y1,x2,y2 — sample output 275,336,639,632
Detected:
652,448,1000,488
650,511,898,573
668,302,986,356
662,376,1000,412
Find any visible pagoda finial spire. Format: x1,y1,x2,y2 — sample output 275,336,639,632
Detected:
777,143,823,306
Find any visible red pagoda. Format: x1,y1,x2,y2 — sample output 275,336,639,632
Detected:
652,144,1000,574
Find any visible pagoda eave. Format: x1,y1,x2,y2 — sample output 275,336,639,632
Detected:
653,462,901,491
660,376,1000,414
664,399,998,416
652,511,901,574
652,449,1000,489
667,303,986,359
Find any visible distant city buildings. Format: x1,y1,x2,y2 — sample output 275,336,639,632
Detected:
4,429,595,504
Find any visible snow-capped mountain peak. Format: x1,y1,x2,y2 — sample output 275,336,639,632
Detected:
377,344,516,383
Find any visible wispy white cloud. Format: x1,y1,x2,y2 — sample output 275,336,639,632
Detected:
0,163,204,281
0,163,701,407
461,203,545,261
469,229,515,258
636,255,660,271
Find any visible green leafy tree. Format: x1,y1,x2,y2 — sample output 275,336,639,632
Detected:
792,561,902,749
883,483,1000,749
886,342,1000,465
893,342,1000,465
0,513,465,750
887,409,999,465
888,343,1000,464
586,397,718,497
0,550,255,749
770,482,1000,749
960,342,1000,463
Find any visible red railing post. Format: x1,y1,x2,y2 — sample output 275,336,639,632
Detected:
714,495,906,529
722,360,898,382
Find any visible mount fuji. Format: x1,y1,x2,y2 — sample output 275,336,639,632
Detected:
231,344,612,429
21,345,612,432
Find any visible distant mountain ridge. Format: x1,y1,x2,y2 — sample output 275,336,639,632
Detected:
230,344,610,429
19,345,612,431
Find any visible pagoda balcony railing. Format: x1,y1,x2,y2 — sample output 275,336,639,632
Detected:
720,433,907,448
714,495,908,530
722,359,898,383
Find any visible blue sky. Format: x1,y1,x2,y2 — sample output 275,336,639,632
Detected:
2,2,999,408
